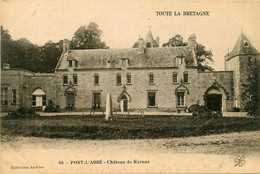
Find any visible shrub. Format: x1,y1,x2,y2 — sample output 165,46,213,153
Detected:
188,104,222,118
232,107,241,112
65,104,75,111
6,107,39,119
44,100,61,112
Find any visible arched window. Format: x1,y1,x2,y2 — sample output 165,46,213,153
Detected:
32,88,46,107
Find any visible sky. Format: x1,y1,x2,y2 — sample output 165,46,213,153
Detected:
1,0,260,70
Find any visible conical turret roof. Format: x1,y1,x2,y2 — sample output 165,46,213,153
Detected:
145,30,154,42
228,32,259,58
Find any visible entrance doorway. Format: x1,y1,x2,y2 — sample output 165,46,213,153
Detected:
120,95,128,112
66,92,75,107
206,94,222,111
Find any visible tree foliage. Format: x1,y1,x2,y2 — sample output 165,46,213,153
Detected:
195,44,214,72
163,34,214,71
1,23,108,72
241,60,259,116
71,22,108,49
162,34,187,47
1,26,63,73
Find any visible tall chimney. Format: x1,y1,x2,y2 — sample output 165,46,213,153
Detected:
156,36,160,47
63,39,70,53
138,37,145,54
188,34,196,48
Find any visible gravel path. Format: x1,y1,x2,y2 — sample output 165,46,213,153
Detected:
1,131,260,173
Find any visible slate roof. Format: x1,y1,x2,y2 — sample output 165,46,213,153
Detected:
56,46,196,70
145,30,155,42
227,32,260,59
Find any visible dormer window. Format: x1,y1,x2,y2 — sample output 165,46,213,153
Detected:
176,56,185,66
244,40,249,47
146,42,151,48
69,60,73,67
122,59,126,66
120,58,129,67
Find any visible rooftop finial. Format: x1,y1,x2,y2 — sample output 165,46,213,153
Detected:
241,28,243,34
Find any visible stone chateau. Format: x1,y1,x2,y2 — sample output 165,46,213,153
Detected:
1,30,260,113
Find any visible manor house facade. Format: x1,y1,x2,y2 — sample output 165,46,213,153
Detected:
1,30,259,113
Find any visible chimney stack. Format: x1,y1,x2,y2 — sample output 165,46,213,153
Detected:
188,34,196,48
138,37,145,54
156,36,160,47
63,39,70,53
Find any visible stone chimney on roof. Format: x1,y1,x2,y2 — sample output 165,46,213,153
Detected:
156,36,160,47
138,37,145,54
63,39,70,53
188,34,196,49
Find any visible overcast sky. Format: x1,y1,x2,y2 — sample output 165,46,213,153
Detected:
1,0,260,70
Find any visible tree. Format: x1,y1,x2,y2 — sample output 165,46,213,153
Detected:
241,60,259,116
71,22,108,49
163,34,214,71
162,34,187,47
195,44,214,72
39,40,62,72
1,26,62,73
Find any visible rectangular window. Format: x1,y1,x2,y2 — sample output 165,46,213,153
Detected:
93,93,101,108
73,74,78,85
1,88,8,106
94,74,99,85
69,60,72,67
184,73,189,83
42,95,46,106
75,60,78,67
12,89,16,104
63,75,68,85
127,73,131,84
173,73,178,83
148,92,156,107
32,95,36,106
149,73,154,84
117,74,121,84
122,59,126,66
177,92,185,106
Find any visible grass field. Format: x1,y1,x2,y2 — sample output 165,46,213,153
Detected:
1,115,259,140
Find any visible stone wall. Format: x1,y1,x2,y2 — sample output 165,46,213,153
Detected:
56,67,199,111
198,71,234,111
225,56,240,108
1,68,236,112
22,74,57,108
1,69,56,111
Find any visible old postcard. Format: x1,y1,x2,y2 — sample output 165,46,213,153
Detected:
1,0,260,173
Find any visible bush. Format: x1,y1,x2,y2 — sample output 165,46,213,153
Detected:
6,107,39,119
44,100,61,112
188,104,222,118
232,107,241,112
65,104,75,111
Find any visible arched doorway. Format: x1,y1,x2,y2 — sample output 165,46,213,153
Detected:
66,89,75,107
32,88,46,109
205,89,222,111
117,85,132,112
204,84,227,112
64,81,77,109
120,95,128,112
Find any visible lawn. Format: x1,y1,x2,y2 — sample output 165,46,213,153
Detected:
1,115,259,140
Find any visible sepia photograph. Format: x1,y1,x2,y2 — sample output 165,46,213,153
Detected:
1,0,260,173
